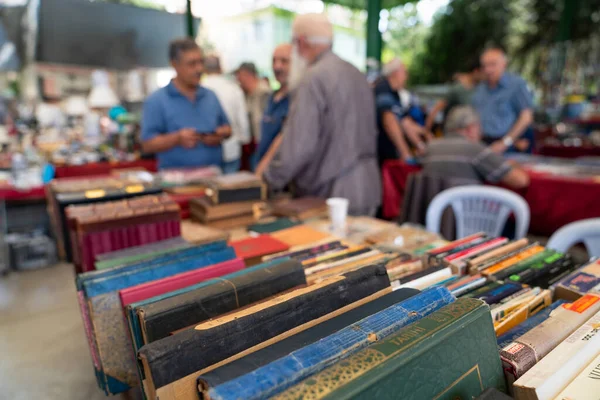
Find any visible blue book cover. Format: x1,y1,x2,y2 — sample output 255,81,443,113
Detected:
201,286,456,400
84,247,236,395
496,299,568,349
75,240,228,291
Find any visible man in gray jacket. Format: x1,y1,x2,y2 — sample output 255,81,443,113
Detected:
262,13,381,216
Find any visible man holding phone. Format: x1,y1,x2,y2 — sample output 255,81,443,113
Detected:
141,38,231,169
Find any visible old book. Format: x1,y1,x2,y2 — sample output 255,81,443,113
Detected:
425,232,487,265
472,242,541,275
304,250,381,277
192,213,258,230
201,172,266,205
272,197,327,220
78,244,236,395
468,239,529,272
481,245,546,277
137,259,306,345
302,246,373,268
119,258,245,307
496,300,567,349
554,352,600,400
461,281,503,298
189,197,262,221
271,225,333,248
493,290,552,336
491,249,562,281
553,259,600,302
513,308,600,400
197,288,421,397
393,265,451,290
180,220,229,245
248,218,301,234
500,293,600,385
475,282,524,305
307,254,391,284
274,298,505,400
491,288,541,322
265,240,347,263
140,265,391,400
446,237,509,274
94,237,189,270
198,286,454,400
230,235,289,266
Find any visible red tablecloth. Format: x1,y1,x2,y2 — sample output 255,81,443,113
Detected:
54,159,158,178
537,143,600,159
0,185,46,202
382,160,600,236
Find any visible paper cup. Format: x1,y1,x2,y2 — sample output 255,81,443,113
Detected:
326,197,349,234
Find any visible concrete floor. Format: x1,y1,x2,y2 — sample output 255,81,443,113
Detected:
0,263,133,400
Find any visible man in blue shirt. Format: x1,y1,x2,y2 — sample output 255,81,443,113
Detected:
254,43,291,175
141,38,231,169
472,47,534,154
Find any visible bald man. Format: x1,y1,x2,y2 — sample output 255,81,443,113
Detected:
261,13,381,216
255,44,292,172
375,58,432,165
472,47,534,153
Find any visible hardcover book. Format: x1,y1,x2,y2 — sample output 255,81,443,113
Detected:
180,220,229,245
307,254,394,285
493,290,552,336
496,300,567,349
79,244,236,395
136,259,306,345
274,298,505,400
554,352,600,400
500,293,600,385
95,237,189,270
201,172,265,205
468,239,529,272
199,286,455,400
189,197,261,221
270,225,333,248
481,245,545,277
194,213,259,230
266,241,347,263
230,235,289,266
140,265,391,400
513,308,600,400
472,242,540,274
248,218,301,234
271,197,327,220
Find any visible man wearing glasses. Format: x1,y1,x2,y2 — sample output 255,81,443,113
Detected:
141,38,231,169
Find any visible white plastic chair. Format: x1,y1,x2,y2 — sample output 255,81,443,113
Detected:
547,218,600,257
426,186,530,239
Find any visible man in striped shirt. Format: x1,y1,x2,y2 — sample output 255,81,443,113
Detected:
422,106,529,188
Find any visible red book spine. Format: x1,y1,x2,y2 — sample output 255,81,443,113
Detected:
119,258,246,306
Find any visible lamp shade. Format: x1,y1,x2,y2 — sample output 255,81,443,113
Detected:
64,95,89,116
88,85,119,109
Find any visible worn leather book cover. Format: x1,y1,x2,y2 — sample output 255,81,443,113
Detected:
138,265,391,399
78,244,236,395
137,259,306,345
190,197,262,221
271,225,333,248
500,293,600,386
553,259,600,302
200,286,454,400
496,300,567,349
555,352,600,400
272,197,327,220
274,298,505,400
230,235,289,266
513,308,600,400
197,288,420,396
265,240,347,263
119,258,245,307
201,172,265,205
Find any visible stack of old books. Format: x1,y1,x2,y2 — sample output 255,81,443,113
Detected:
190,172,266,229
66,193,181,273
46,175,162,262
76,216,600,400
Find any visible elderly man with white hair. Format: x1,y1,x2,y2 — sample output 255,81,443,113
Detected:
421,105,529,188
260,13,381,216
374,58,432,165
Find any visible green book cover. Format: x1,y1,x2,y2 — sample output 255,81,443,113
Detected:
275,298,506,400
95,245,189,270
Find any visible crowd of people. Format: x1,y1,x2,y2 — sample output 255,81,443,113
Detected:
141,13,534,216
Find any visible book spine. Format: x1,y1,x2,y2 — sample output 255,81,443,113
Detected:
500,294,600,382
492,249,560,280
513,309,600,400
482,245,545,276
141,265,391,390
555,353,600,400
478,283,523,305
204,287,455,400
268,298,504,400
493,290,551,336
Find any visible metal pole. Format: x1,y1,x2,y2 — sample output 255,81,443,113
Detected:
366,0,382,74
186,0,195,38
